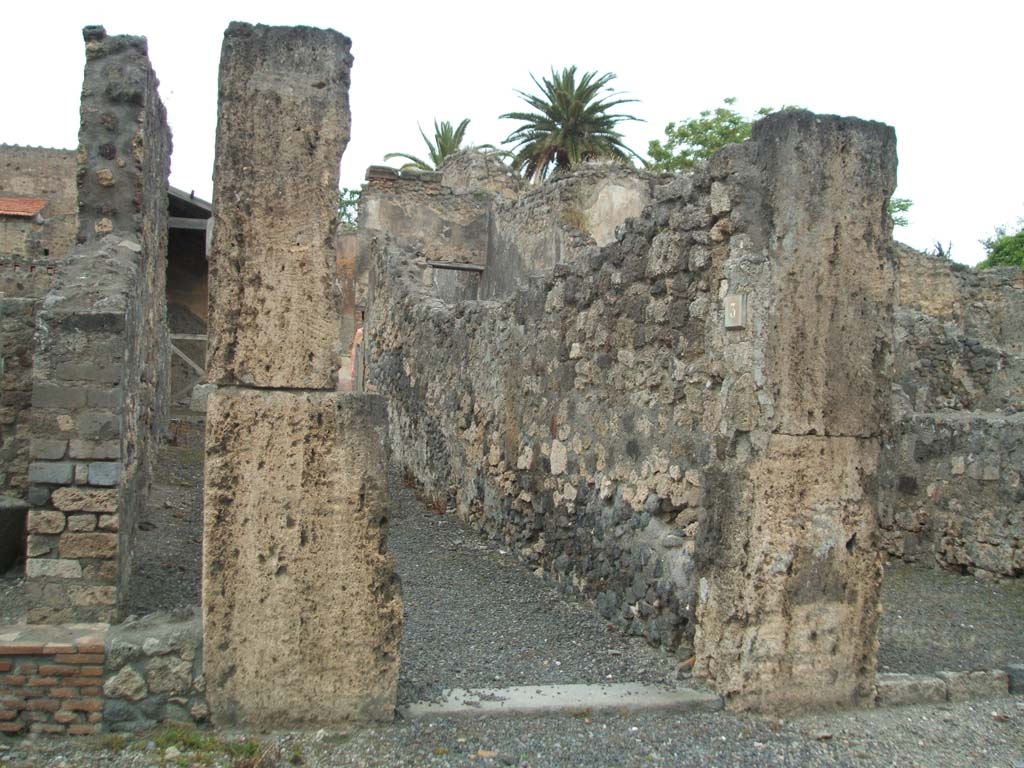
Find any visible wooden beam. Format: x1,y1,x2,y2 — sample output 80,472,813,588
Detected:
169,216,210,231
171,343,205,377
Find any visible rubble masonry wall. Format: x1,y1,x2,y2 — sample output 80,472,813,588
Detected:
0,147,78,500
368,111,897,710
22,27,170,622
881,246,1023,575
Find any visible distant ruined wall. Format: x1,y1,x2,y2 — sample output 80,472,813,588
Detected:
0,147,79,499
23,26,170,622
880,246,1023,575
368,111,897,711
0,145,78,260
0,298,37,495
482,162,653,299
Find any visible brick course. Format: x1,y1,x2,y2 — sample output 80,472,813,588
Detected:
0,624,107,736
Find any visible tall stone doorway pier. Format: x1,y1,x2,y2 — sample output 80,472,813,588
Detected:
201,23,401,727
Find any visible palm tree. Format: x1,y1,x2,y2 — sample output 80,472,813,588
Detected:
384,118,472,171
501,66,642,182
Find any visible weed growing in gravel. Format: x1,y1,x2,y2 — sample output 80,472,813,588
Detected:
101,732,130,752
150,725,267,766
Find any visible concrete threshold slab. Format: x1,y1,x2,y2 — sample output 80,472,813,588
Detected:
400,682,723,719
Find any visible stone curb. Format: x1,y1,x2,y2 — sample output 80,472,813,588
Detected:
875,667,1021,708
400,683,723,720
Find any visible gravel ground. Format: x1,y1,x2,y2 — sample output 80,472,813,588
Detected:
879,561,1024,675
389,471,681,704
2,698,1021,767
123,415,205,616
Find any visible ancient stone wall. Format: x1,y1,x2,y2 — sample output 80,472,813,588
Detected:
203,22,401,728
0,147,79,500
22,26,171,622
482,161,654,299
103,610,206,731
879,245,1023,575
439,148,524,201
1,298,39,496
368,111,897,710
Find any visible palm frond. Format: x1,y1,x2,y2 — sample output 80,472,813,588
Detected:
501,66,642,182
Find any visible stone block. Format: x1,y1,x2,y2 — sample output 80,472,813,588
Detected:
75,412,118,440
69,440,120,460
26,535,54,557
937,670,1009,701
87,462,121,487
189,383,215,413
28,462,74,485
53,362,120,385
203,388,401,726
85,387,121,410
25,558,82,579
27,510,66,534
875,673,947,706
30,439,68,460
206,23,350,389
145,656,191,694
68,585,117,606
694,434,883,711
51,487,117,513
59,533,118,559
104,667,147,701
758,112,896,438
67,514,97,532
27,485,51,506
98,514,119,531
31,384,87,410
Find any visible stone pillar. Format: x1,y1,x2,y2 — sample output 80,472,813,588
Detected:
693,112,897,711
202,23,402,727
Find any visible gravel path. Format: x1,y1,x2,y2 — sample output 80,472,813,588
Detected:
122,416,205,616
2,699,1021,767
879,562,1024,675
389,472,680,704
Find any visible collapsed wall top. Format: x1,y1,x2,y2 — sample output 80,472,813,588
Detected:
206,22,352,389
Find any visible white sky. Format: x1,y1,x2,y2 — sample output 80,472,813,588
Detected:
3,1,1021,265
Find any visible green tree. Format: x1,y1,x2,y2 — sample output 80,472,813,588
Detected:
979,221,1024,269
501,66,642,182
889,197,913,228
384,118,473,171
337,187,359,230
649,98,913,228
647,97,771,173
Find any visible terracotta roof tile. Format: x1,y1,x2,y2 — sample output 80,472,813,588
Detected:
0,197,47,217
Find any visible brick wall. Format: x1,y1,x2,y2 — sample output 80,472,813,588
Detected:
0,625,107,736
